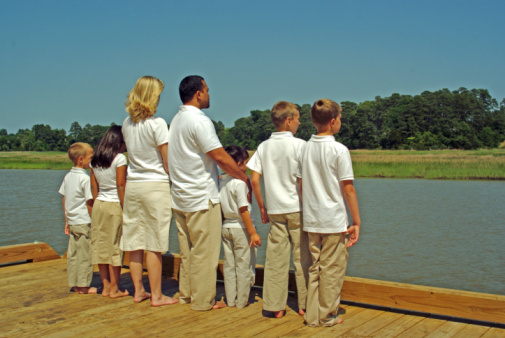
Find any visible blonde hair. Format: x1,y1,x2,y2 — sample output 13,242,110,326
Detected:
271,101,299,128
311,99,342,126
125,76,164,123
68,142,92,165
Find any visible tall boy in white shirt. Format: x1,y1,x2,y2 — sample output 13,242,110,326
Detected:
58,142,98,294
300,99,361,327
247,101,310,318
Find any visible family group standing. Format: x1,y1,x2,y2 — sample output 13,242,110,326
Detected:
58,75,361,327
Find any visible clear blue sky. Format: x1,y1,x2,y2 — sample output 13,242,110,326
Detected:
1,0,504,134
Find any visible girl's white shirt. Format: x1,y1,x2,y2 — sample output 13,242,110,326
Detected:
91,153,127,203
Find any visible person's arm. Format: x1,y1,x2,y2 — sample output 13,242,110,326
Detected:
86,199,93,218
251,171,269,224
62,197,69,236
158,143,169,175
342,180,361,248
116,165,127,209
239,206,261,248
90,169,99,201
207,147,252,202
298,177,303,204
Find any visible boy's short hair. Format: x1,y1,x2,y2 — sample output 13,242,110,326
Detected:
68,142,92,165
224,145,249,164
179,75,205,104
311,99,342,126
125,76,164,123
271,101,299,128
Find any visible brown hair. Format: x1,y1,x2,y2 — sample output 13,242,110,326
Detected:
311,99,342,126
68,142,92,165
271,101,299,128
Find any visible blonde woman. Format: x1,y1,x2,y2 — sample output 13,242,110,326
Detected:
120,76,177,306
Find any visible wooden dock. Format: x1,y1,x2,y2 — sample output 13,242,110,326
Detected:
1,243,504,337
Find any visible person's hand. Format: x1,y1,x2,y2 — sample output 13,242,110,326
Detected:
64,223,70,236
346,225,360,248
249,233,262,248
260,208,270,224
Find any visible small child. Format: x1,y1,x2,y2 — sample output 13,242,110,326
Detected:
247,101,310,318
300,99,361,327
90,125,129,298
219,145,261,309
59,142,97,294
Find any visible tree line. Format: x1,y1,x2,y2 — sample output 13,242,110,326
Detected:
1,87,504,152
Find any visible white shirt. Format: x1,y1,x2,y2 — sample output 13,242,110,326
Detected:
122,116,169,182
168,105,223,212
301,135,354,233
90,154,127,202
247,132,305,215
58,167,93,225
219,174,252,229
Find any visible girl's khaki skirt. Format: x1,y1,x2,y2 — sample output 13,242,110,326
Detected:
120,181,171,253
91,199,123,266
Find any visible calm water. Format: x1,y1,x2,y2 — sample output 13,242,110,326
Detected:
0,169,504,295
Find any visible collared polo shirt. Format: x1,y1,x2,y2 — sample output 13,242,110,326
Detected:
58,167,93,225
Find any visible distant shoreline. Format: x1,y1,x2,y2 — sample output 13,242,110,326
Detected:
1,150,504,180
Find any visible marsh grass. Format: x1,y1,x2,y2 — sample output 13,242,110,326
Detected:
1,150,505,180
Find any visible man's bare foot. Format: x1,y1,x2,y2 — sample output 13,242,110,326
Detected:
109,289,130,299
151,295,179,307
274,310,285,318
78,287,99,294
298,308,305,316
133,291,151,303
211,301,227,309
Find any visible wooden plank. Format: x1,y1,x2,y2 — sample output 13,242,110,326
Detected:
481,327,505,338
341,276,505,324
396,317,447,337
452,324,491,337
0,243,60,264
372,313,427,337
343,310,405,336
425,321,469,337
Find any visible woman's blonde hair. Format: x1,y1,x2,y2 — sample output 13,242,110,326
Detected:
125,76,164,123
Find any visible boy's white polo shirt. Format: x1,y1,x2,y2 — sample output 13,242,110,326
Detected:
301,135,354,233
122,116,169,182
90,153,127,203
58,167,93,225
168,105,222,212
219,174,252,229
247,131,305,215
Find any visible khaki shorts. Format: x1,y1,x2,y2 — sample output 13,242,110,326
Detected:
91,199,123,266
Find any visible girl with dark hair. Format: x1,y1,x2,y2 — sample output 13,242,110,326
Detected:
90,125,129,298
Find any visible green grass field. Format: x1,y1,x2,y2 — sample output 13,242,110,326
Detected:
1,150,505,180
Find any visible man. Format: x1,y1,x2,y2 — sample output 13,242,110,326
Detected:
168,75,251,311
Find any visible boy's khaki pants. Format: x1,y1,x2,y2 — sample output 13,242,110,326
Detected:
263,212,311,312
67,223,93,287
174,201,222,311
305,232,348,327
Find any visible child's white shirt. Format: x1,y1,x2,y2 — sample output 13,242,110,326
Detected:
90,153,127,203
219,174,252,229
301,135,354,233
58,167,93,225
247,131,305,215
122,116,169,182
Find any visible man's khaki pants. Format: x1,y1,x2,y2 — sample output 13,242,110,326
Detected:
67,223,93,287
174,201,222,311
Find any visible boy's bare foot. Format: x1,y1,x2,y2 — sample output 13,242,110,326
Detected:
109,289,130,299
133,291,151,303
298,309,305,316
78,287,99,294
151,295,179,307
211,301,227,309
274,310,285,318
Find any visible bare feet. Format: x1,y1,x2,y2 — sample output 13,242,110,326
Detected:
274,310,285,318
76,286,99,294
109,289,130,299
211,301,227,310
133,291,151,303
298,308,305,316
151,295,179,307
102,287,111,297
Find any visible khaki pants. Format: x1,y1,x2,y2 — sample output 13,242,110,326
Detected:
263,212,311,311
222,227,256,309
67,223,93,287
305,232,348,327
174,201,222,311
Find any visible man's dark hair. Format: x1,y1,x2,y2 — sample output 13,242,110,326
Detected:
224,145,249,164
179,75,205,104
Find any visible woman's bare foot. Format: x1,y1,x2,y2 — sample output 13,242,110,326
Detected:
78,287,99,294
109,289,130,299
298,308,305,316
274,310,285,318
102,287,111,297
151,295,179,307
133,291,151,303
211,301,227,309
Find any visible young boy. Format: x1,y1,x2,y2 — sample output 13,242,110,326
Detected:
247,101,311,318
58,142,98,294
300,99,361,327
219,145,261,309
